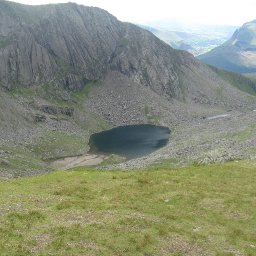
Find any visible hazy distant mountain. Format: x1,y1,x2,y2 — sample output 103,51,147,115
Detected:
145,19,237,36
140,23,237,56
199,20,256,73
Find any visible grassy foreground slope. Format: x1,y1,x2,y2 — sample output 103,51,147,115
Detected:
0,161,256,255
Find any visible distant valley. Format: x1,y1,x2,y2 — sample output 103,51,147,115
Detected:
199,19,256,73
140,23,237,56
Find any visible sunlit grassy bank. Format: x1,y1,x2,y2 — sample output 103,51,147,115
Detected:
0,161,255,255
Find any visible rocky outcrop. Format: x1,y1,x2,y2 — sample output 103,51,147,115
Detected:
0,1,253,107
39,105,74,117
34,114,46,123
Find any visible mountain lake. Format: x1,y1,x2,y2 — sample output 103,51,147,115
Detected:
89,124,170,160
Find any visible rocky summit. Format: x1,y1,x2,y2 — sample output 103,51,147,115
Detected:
0,1,255,177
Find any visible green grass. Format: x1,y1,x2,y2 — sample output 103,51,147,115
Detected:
97,154,126,166
0,161,255,255
29,131,89,160
72,80,100,105
0,145,47,178
211,66,256,95
245,73,256,83
8,73,99,107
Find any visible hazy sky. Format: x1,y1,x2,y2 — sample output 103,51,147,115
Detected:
9,0,256,26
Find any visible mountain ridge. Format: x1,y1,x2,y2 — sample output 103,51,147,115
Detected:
0,0,252,104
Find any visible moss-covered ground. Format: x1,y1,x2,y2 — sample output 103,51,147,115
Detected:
0,161,255,255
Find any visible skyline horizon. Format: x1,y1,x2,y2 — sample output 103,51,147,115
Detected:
7,0,256,27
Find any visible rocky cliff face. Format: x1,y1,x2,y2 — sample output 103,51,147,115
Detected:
1,0,192,100
0,2,120,89
0,1,253,104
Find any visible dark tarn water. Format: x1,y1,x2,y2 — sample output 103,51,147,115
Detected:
89,124,170,160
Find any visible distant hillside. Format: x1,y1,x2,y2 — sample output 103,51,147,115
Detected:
140,24,236,56
210,66,256,95
199,20,256,73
